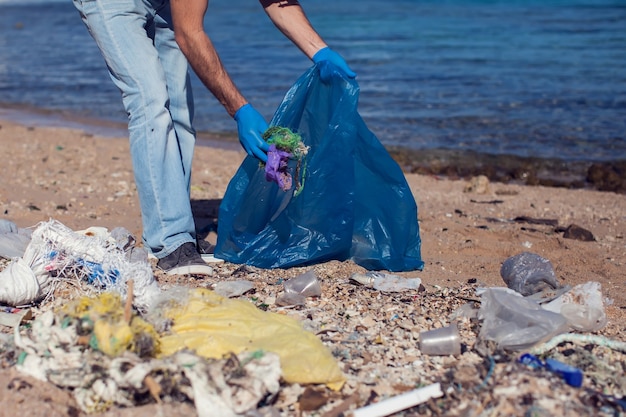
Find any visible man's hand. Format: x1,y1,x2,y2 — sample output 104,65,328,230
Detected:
234,104,270,162
312,47,356,81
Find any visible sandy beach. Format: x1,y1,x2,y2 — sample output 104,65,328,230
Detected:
1,117,625,416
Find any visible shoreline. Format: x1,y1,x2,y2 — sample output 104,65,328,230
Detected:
2,103,625,193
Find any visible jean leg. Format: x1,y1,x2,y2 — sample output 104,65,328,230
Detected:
72,0,195,257
153,2,196,203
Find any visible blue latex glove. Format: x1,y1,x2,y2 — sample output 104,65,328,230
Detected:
312,47,356,82
234,104,270,162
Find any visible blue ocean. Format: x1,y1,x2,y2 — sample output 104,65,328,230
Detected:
1,0,625,172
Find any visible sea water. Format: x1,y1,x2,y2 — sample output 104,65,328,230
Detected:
0,0,625,163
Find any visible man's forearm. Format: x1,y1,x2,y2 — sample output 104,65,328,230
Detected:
181,35,246,117
261,0,326,59
171,0,246,117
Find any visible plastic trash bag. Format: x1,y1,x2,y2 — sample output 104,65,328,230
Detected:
215,62,424,271
0,219,32,259
157,288,345,390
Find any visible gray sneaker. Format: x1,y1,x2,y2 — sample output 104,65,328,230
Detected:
157,242,213,276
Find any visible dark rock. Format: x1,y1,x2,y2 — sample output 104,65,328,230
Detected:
563,224,595,242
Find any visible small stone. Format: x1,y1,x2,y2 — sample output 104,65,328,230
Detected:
464,175,490,194
563,224,595,241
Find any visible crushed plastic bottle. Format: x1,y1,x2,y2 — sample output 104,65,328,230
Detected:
500,252,560,296
351,272,422,292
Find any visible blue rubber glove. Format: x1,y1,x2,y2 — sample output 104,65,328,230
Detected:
312,47,356,81
234,104,270,163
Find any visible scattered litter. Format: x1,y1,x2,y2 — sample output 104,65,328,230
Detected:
519,353,584,387
351,382,443,417
0,219,32,259
0,219,159,310
542,281,607,332
275,292,307,307
213,280,255,298
419,322,461,356
350,272,422,292
477,287,569,351
283,270,321,297
154,288,346,390
529,333,626,355
60,291,159,357
0,306,32,328
13,302,281,416
275,270,322,307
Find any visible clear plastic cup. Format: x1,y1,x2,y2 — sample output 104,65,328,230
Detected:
419,322,461,356
283,270,322,297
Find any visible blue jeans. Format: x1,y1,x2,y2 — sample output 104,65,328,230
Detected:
72,0,197,258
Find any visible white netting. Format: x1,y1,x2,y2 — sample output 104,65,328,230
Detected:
0,219,159,310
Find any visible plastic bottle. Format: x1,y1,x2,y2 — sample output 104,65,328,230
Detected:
500,252,560,296
351,272,422,292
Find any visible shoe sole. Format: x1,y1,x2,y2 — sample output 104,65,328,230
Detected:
165,264,213,276
149,252,222,264
200,253,224,264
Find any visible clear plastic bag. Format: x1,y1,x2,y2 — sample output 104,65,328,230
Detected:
215,62,424,271
477,288,570,351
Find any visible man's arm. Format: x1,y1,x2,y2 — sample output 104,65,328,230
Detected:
170,0,270,162
170,0,246,117
260,0,327,59
261,0,355,79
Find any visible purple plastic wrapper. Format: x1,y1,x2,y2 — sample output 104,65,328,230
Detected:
265,144,293,191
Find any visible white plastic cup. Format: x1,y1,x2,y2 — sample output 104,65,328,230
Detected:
283,270,322,297
419,323,461,356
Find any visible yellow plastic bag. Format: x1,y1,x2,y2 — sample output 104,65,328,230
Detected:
158,288,345,390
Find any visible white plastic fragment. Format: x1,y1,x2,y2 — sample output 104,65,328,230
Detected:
214,280,255,298
351,272,422,292
351,382,443,417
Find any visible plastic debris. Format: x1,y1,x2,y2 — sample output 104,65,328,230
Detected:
275,270,321,307
519,353,584,387
61,292,160,357
0,219,32,259
351,272,422,292
155,288,346,390
529,333,626,355
542,281,607,332
477,288,569,351
419,322,461,356
352,382,443,417
500,252,560,296
283,270,321,297
0,219,159,310
262,126,309,194
213,280,255,298
0,306,32,328
14,304,281,416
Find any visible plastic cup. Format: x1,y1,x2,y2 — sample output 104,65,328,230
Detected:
283,270,322,297
419,323,461,356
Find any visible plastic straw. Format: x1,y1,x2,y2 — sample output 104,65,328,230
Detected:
352,383,443,417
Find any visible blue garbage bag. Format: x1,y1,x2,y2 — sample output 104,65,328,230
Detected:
215,62,424,271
